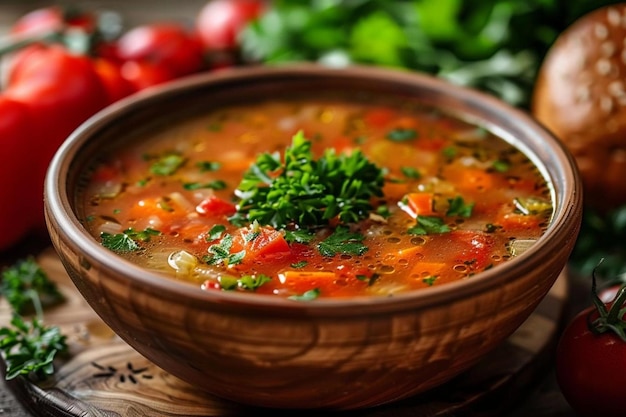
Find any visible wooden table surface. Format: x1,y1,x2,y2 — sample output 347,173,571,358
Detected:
0,2,586,416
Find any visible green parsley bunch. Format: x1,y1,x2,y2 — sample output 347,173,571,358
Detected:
235,131,385,229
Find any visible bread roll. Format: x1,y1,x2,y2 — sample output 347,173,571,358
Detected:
532,4,626,212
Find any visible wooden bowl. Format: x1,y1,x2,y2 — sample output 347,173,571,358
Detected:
43,65,582,410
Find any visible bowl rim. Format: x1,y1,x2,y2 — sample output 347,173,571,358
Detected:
45,63,582,316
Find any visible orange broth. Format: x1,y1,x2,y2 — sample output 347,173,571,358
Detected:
82,95,553,299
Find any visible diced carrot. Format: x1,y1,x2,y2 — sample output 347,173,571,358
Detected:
127,197,181,220
383,179,410,200
497,211,542,232
400,192,436,218
282,270,337,282
395,244,424,260
409,261,446,278
457,168,495,192
280,270,338,295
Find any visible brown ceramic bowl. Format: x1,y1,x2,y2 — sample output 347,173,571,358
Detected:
44,65,582,410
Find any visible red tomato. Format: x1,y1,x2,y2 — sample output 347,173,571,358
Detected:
4,44,109,233
196,195,237,216
119,60,176,91
555,304,626,417
195,0,266,51
93,58,135,104
10,6,95,36
116,23,205,77
0,97,37,250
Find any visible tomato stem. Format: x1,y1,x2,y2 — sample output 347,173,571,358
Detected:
588,259,626,341
0,30,61,56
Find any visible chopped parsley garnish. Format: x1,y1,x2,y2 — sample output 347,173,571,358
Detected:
442,146,457,158
101,228,161,252
288,288,320,301
219,274,271,291
357,273,380,286
150,153,186,176
386,128,417,142
446,196,474,218
284,229,315,244
183,180,227,191
408,216,451,235
207,224,226,241
376,205,391,218
317,227,368,257
205,234,245,266
235,131,385,229
491,160,510,173
196,161,221,172
423,276,438,286
400,166,421,179
291,260,308,268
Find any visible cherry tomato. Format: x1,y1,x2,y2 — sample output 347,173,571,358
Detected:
93,58,135,104
195,0,266,51
10,6,95,36
556,305,626,417
116,23,205,77
119,60,176,91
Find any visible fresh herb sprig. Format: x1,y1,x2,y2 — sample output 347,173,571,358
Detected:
101,227,161,252
235,131,385,229
1,257,64,315
0,258,68,381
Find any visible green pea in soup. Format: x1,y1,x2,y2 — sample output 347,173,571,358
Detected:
82,94,553,299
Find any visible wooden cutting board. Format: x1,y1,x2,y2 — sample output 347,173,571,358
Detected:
1,247,569,417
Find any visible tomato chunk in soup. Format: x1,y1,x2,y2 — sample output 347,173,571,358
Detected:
81,94,552,299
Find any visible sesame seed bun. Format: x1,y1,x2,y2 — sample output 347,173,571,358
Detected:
532,4,626,212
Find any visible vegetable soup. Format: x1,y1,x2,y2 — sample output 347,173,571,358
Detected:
81,94,553,299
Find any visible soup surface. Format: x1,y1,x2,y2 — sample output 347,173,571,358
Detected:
81,93,553,299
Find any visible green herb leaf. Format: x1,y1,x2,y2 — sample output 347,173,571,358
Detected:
401,166,421,179
446,196,474,218
183,180,227,191
150,153,186,176
197,161,221,172
317,227,368,257
291,260,308,268
408,216,451,235
239,274,272,291
101,228,161,252
491,160,510,173
288,288,320,301
386,128,417,142
423,276,438,286
207,225,226,241
206,234,246,266
284,229,315,244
